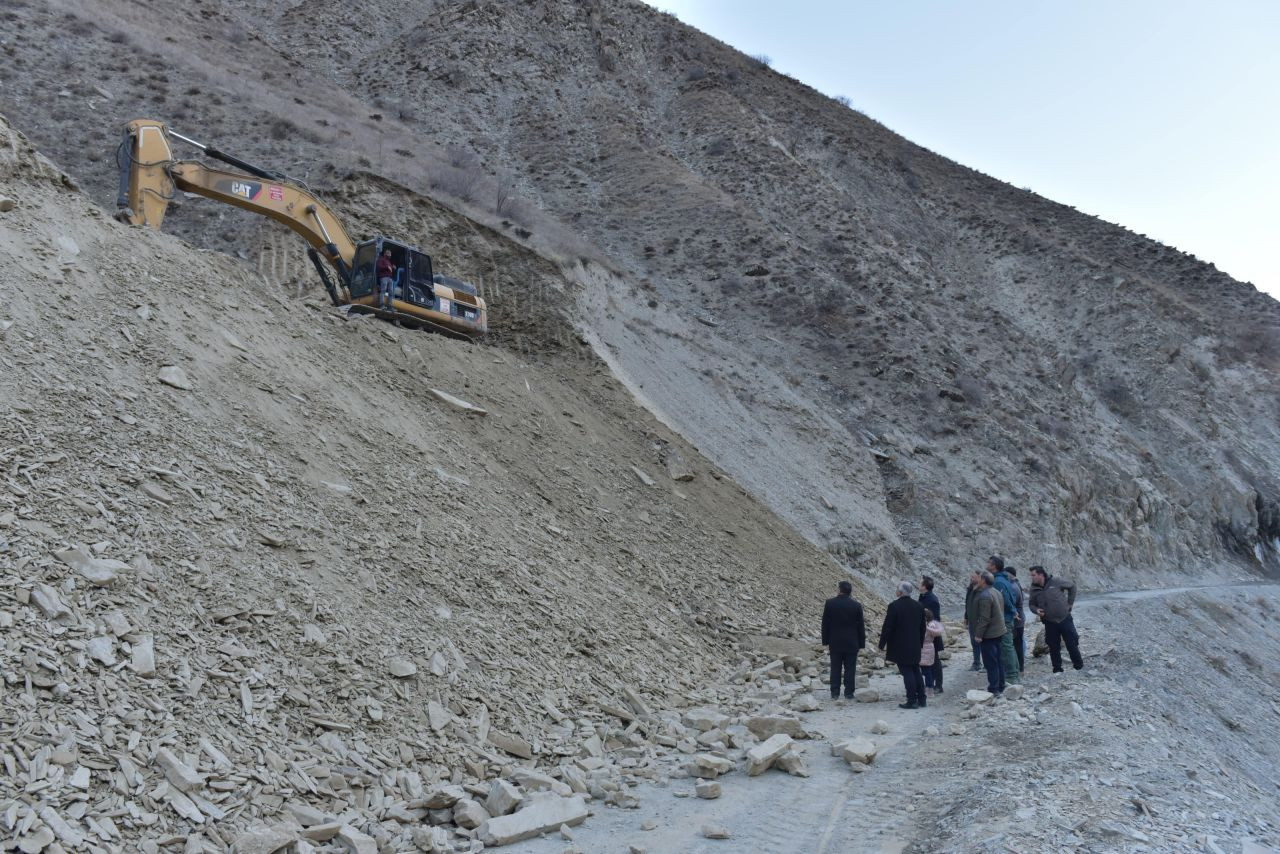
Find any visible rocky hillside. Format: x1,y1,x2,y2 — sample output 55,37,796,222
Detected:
4,0,1278,594
0,113,870,851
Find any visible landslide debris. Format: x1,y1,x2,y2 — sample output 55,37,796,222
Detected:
0,115,869,851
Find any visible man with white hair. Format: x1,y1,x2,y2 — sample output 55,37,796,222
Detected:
878,580,928,709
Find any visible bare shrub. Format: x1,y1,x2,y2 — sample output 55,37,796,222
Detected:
431,163,482,203
954,374,986,406
1098,377,1138,416
446,144,479,171
705,137,730,157
494,176,527,220
1035,415,1070,440
834,95,852,107
268,118,295,141
684,67,707,82
751,54,773,68
1219,322,1280,364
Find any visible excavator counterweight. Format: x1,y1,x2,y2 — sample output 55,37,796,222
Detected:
116,119,487,338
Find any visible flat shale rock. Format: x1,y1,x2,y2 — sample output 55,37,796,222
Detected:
158,365,193,390
477,795,588,847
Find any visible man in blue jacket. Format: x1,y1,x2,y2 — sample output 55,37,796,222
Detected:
988,556,1021,684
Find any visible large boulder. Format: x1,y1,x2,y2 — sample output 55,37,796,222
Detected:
835,737,877,765
746,734,793,776
485,779,524,817
683,708,730,732
745,715,804,738
690,753,734,779
477,795,588,847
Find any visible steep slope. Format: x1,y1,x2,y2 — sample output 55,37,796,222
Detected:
4,0,1277,596
0,114,865,850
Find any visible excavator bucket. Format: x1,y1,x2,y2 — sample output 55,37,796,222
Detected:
116,119,176,228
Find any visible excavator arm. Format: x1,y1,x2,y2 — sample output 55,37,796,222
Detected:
116,119,355,295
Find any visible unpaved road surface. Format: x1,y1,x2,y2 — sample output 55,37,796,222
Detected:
520,583,1280,853
522,664,980,854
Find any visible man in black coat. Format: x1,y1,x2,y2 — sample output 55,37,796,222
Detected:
821,580,866,700
879,580,927,709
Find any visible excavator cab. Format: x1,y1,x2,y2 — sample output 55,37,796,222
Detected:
345,237,483,334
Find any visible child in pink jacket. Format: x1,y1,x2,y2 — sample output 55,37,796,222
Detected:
920,609,945,695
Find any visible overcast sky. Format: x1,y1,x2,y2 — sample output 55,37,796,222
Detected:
644,1,1279,299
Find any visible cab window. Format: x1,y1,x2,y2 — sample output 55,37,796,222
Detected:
408,251,433,286
349,242,377,297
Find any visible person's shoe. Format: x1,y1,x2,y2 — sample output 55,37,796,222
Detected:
898,702,918,710
917,700,927,708
844,694,855,701
969,664,981,672
935,687,944,694
1052,668,1064,674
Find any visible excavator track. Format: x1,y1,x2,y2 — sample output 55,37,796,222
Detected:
344,304,480,342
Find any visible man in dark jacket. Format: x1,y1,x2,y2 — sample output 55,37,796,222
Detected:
967,570,1007,694
821,580,866,700
963,577,983,671
918,575,943,692
1007,567,1027,671
1029,566,1083,672
879,581,927,709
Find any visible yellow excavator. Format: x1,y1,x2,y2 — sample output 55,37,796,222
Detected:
115,118,487,338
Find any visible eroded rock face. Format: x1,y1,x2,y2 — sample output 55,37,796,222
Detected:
7,0,1278,596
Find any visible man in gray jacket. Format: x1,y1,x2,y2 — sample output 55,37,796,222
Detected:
1028,566,1083,672
967,570,1006,694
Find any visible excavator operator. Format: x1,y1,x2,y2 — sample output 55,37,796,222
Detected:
376,249,396,310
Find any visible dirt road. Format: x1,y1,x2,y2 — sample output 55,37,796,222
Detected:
518,582,1280,853
522,661,985,854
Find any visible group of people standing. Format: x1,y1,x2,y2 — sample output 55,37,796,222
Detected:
820,557,1085,707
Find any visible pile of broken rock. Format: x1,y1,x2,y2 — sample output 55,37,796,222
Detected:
1,563,833,854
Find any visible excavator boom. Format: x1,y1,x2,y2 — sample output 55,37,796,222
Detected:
117,119,354,286
115,119,487,337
